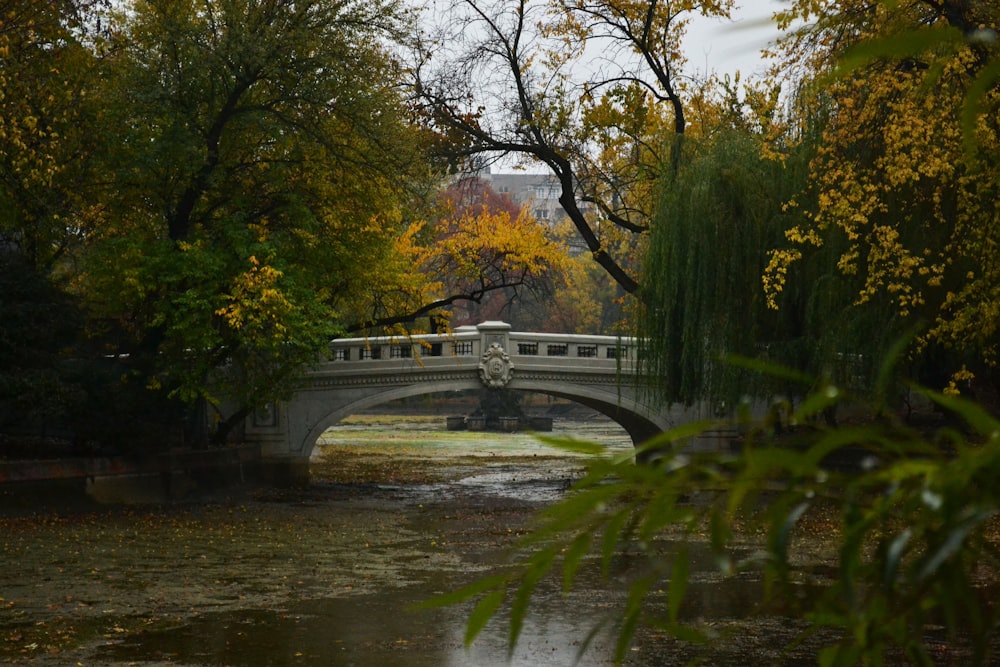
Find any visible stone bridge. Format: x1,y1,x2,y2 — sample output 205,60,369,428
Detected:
241,321,697,483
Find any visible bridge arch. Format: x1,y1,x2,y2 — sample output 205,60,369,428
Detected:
298,380,662,460
300,378,481,458
509,380,666,446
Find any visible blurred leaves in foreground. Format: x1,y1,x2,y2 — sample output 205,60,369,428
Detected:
428,370,1000,665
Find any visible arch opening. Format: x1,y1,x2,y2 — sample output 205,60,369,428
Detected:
300,384,653,461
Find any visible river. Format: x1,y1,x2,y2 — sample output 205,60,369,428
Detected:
0,414,902,666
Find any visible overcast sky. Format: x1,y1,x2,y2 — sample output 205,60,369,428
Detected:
483,1,788,173
684,1,784,79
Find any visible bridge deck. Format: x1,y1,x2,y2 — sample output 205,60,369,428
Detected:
326,323,637,373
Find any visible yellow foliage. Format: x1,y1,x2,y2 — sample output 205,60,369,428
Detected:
347,192,570,332
434,205,565,279
764,0,1000,363
763,248,802,310
0,2,101,269
943,365,976,396
216,256,294,337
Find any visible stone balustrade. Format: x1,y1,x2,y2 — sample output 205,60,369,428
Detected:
328,321,636,368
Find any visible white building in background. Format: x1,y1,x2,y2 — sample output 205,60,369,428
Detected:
478,169,564,225
475,168,593,256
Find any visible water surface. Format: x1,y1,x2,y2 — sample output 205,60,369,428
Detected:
0,416,840,665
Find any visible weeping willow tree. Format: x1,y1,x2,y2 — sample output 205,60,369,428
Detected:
639,125,904,411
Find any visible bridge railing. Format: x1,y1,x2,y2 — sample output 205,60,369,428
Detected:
507,331,634,361
327,325,482,363
326,322,636,367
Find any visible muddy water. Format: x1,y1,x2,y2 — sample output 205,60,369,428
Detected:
0,417,820,666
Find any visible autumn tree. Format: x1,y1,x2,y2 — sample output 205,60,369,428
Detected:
435,177,550,327
0,0,645,451
410,0,735,296
764,0,1000,397
639,0,1000,409
80,0,435,443
354,175,570,334
0,0,105,273
635,68,914,410
417,176,622,334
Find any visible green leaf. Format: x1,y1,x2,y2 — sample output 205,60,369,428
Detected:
414,573,509,610
526,482,620,547
872,328,920,406
509,548,555,655
818,643,864,667
917,508,993,582
772,501,810,565
637,486,686,540
882,529,911,590
615,575,654,663
657,621,710,644
667,548,689,624
634,419,719,460
574,620,611,665
600,509,633,578
741,445,804,484
921,388,1000,438
465,588,505,646
562,532,592,593
875,458,938,485
835,25,964,75
709,507,734,574
792,383,843,423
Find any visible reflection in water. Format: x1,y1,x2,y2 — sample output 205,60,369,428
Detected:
103,429,636,665
98,589,656,666
92,559,781,667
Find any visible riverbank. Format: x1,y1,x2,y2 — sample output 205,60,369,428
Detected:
1,422,816,667
0,444,263,514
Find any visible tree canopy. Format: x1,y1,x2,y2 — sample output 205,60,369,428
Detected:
1,0,573,447
763,0,1000,394
348,175,570,334
410,0,737,295
634,0,1000,408
74,0,433,439
4,0,998,446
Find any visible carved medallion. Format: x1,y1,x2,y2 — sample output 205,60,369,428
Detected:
478,342,514,388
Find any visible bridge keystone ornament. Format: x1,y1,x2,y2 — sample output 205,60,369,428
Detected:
478,343,514,388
